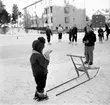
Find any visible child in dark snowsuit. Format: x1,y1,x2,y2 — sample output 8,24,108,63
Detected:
30,37,51,100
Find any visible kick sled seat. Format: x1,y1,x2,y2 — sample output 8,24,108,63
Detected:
67,54,100,80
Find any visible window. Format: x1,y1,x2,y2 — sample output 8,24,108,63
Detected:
45,8,48,14
64,7,69,14
73,8,75,12
65,17,69,23
65,26,68,29
51,17,53,23
45,18,48,23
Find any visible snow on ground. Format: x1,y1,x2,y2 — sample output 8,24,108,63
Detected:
0,30,110,105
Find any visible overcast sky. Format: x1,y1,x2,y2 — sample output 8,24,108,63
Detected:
3,0,110,18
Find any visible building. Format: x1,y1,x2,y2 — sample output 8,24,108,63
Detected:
43,4,86,30
92,10,105,27
23,0,44,28
23,0,86,30
92,9,110,27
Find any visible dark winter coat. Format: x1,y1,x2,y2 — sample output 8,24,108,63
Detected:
30,50,49,77
71,27,78,36
46,28,52,36
84,26,87,34
83,31,96,46
68,28,72,35
98,28,104,37
30,37,49,77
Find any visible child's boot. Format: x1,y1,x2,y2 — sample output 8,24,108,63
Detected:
33,89,39,100
37,92,49,101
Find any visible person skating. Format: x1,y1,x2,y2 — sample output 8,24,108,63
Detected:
45,26,53,45
30,37,52,101
71,24,78,45
83,24,96,65
104,23,110,40
68,27,72,44
58,24,63,42
98,26,104,43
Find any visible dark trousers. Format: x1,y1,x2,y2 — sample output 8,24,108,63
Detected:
34,73,47,93
58,33,62,39
69,33,72,42
99,36,103,42
84,46,94,63
106,32,109,40
46,35,51,43
72,34,77,42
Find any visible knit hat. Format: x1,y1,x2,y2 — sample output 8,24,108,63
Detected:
32,37,46,53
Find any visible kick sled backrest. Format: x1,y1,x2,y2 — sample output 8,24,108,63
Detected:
67,54,91,79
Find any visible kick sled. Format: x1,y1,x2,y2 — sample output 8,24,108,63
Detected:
46,54,100,96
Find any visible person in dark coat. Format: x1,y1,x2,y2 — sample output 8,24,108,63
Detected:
68,27,72,44
58,24,63,42
83,24,96,65
71,24,78,45
46,26,52,45
30,37,51,100
98,26,104,43
104,24,110,40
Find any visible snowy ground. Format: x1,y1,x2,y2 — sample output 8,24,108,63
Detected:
0,29,110,105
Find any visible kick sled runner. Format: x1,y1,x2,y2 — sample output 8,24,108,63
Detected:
46,54,100,96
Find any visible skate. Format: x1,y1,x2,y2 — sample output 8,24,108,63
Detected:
48,42,51,45
68,42,71,44
36,92,49,102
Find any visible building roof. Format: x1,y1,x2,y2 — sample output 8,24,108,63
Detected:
93,10,104,15
23,0,43,9
93,9,109,16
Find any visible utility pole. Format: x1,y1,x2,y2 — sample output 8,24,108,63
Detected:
48,0,52,28
109,0,110,23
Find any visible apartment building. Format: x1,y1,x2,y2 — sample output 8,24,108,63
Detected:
43,4,86,30
23,0,44,28
23,0,86,30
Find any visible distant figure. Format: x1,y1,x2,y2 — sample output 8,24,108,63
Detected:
98,26,104,43
58,24,63,42
104,24,110,40
25,28,28,33
68,27,72,44
82,24,96,65
71,24,78,45
45,26,53,45
17,36,18,40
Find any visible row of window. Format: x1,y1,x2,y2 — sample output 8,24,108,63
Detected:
44,6,75,14
65,17,75,23
45,6,53,14
45,17,53,23
64,6,75,14
44,17,75,24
